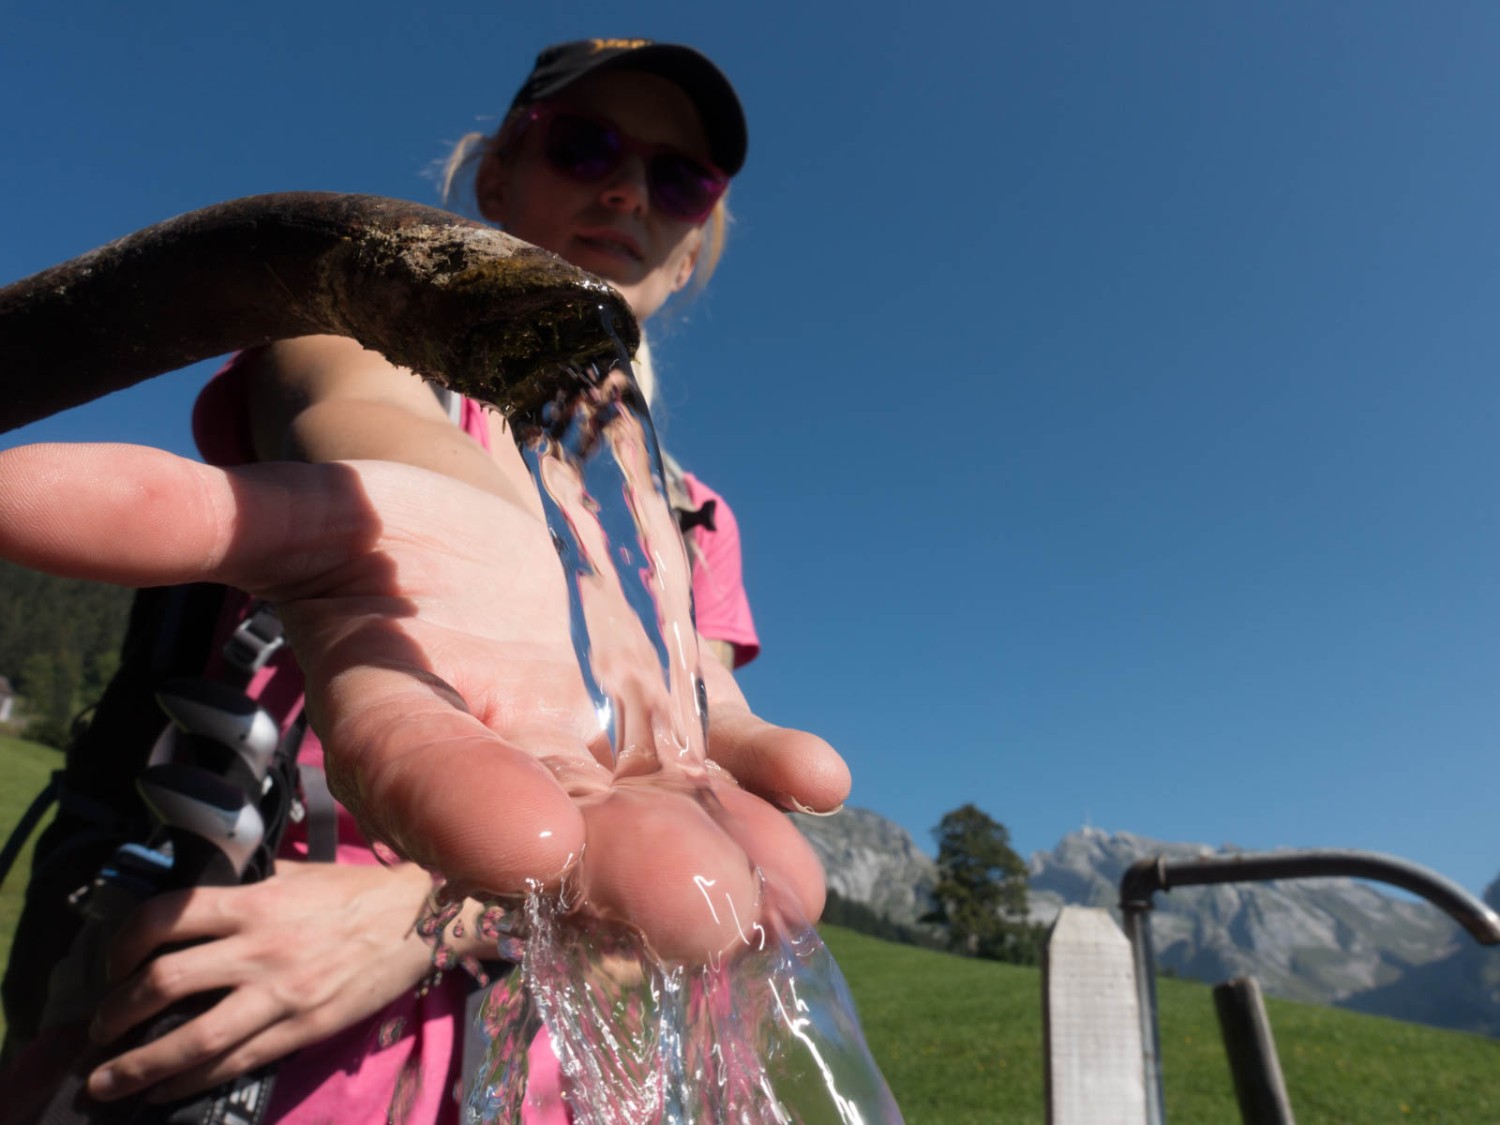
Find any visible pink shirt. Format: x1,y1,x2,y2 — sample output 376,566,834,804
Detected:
680,472,759,667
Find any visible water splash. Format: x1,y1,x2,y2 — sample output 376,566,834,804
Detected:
463,325,901,1122
467,896,900,1124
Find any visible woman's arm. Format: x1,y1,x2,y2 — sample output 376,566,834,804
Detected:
702,638,736,670
240,335,538,507
77,337,541,1102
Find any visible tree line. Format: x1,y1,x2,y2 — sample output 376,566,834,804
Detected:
0,559,134,747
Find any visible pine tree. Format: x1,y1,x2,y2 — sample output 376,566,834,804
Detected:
922,803,1042,964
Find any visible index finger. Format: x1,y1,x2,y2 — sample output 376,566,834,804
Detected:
0,443,376,594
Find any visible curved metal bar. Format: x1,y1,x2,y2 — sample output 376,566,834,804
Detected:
1119,847,1498,1124
1120,848,1500,945
0,192,640,430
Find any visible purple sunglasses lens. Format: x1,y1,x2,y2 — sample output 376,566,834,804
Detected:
541,111,726,221
543,115,621,179
649,154,724,220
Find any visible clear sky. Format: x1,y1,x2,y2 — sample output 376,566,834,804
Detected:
4,3,1497,899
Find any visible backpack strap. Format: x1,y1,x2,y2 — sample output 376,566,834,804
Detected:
221,600,341,865
3,584,231,1056
0,773,61,891
296,764,339,864
431,382,464,423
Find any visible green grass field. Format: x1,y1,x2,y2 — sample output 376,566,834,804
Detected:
823,926,1499,1123
2,735,1496,1120
0,734,58,984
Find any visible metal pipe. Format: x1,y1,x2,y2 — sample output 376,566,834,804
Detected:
1119,897,1166,1125
1118,848,1500,1124
0,192,640,430
1119,849,1500,946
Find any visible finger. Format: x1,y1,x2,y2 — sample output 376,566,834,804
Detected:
139,1009,327,1105
143,1032,285,1104
704,692,851,815
577,784,764,962
713,785,829,925
0,444,447,598
87,987,276,1103
308,661,587,893
93,939,247,1047
105,888,242,986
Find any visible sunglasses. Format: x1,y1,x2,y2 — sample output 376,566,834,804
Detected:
520,104,729,224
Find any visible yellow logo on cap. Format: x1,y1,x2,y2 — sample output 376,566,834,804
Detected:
590,38,651,53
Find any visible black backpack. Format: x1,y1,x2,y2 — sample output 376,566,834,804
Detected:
0,583,312,1124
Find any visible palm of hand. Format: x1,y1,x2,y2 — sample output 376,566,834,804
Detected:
0,445,843,961
273,458,828,960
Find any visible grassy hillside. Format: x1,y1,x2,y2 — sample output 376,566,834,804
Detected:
823,921,1499,1123
2,736,1496,1120
0,735,57,980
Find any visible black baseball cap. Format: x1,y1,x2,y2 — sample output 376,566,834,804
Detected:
509,38,748,176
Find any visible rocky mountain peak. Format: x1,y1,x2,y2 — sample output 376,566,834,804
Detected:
790,812,1497,1036
790,807,936,928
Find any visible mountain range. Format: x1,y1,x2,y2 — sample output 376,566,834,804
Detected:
791,809,1499,1038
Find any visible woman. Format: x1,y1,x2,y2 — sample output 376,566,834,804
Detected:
51,38,840,1124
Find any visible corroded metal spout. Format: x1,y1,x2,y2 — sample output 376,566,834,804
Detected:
0,193,639,430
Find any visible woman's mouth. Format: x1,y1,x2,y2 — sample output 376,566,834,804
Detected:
575,229,643,264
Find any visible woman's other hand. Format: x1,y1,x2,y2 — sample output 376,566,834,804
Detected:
84,862,437,1103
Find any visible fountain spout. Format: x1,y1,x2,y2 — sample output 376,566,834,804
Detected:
0,192,640,430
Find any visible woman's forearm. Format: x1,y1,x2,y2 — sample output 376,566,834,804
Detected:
241,335,536,506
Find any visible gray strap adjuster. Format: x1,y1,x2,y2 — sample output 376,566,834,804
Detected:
222,602,286,678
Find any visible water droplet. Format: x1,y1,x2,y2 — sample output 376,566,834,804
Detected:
371,840,402,867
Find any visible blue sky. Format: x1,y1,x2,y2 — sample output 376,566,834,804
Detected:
4,3,1497,901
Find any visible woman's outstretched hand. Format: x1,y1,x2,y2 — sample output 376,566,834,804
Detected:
0,443,849,961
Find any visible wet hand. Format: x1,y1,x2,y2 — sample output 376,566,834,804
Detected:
0,445,850,962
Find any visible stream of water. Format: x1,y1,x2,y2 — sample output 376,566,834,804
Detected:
456,327,902,1124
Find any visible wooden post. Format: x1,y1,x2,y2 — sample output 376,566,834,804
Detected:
1214,976,1295,1124
1044,906,1148,1124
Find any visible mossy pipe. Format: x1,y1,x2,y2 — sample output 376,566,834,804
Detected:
0,192,640,431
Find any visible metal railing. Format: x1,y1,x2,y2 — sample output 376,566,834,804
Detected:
1117,849,1500,1124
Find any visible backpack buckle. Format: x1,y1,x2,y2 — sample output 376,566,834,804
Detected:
221,602,286,678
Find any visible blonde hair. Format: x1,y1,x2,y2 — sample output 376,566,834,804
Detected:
438,120,732,299
631,334,658,405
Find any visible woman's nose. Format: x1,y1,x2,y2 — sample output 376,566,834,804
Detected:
600,155,651,216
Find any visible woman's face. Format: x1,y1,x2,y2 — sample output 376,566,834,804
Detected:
478,70,713,322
